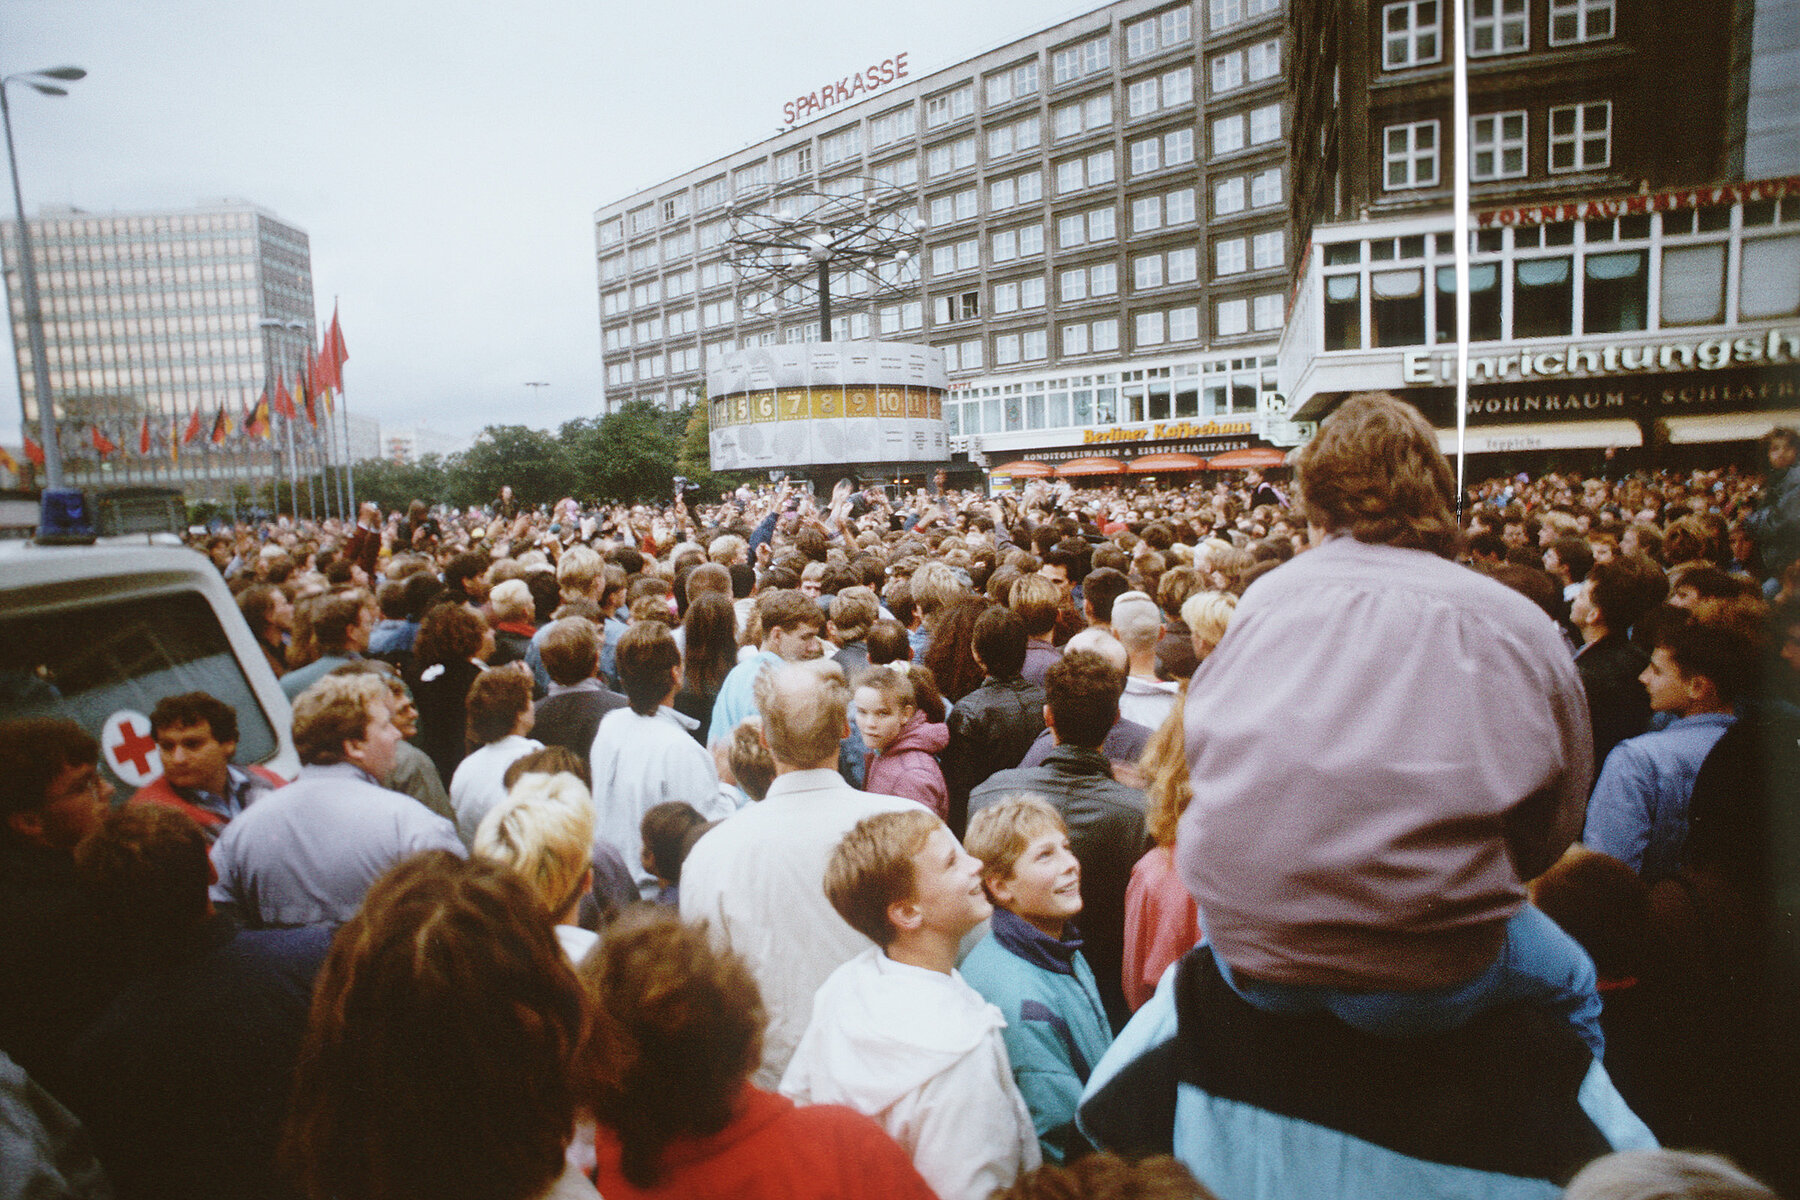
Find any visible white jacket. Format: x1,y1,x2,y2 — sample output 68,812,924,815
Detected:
780,947,1041,1200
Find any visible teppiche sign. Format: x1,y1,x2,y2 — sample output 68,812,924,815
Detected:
783,54,910,125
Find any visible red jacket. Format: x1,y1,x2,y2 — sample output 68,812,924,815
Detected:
593,1085,934,1200
128,765,285,840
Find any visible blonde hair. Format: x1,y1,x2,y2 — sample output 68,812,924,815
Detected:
291,675,387,766
910,562,966,624
1180,590,1238,655
964,794,1067,891
472,772,596,918
1110,591,1163,653
853,664,916,710
489,578,534,623
754,661,849,769
1140,699,1191,848
726,717,776,802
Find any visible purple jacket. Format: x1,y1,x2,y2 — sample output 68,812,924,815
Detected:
863,712,951,819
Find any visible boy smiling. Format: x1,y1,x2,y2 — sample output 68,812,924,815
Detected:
780,809,1039,1200
960,795,1113,1163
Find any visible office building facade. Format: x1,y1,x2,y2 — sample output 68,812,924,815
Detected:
2,201,328,495
594,0,1316,477
1277,0,1800,461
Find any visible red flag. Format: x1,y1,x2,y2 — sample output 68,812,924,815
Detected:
326,306,348,380
210,408,230,445
273,374,297,421
138,416,151,456
91,425,117,457
183,409,202,445
23,436,44,466
246,395,271,440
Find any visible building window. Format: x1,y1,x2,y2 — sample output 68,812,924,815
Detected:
598,218,624,247
1092,318,1121,351
1247,39,1281,81
1251,229,1283,269
1023,329,1048,360
1252,293,1283,330
1249,104,1281,145
777,145,813,180
1164,128,1196,165
993,280,1020,313
1060,267,1088,301
1211,51,1245,95
1088,207,1117,241
1132,195,1163,233
1062,322,1090,354
1325,274,1361,348
628,206,656,235
1216,176,1247,215
1582,250,1647,332
1470,0,1528,55
1213,114,1246,155
1052,35,1111,86
1383,121,1439,189
1130,136,1163,175
1057,213,1086,248
995,333,1022,364
1250,167,1283,207
926,136,977,177
1054,92,1114,139
985,60,1040,108
1216,299,1249,336
988,116,1043,160
821,126,863,167
1216,237,1247,275
696,177,728,209
1471,111,1528,180
1126,7,1193,60
1087,150,1116,186
1167,246,1198,282
1371,268,1426,345
1134,253,1165,289
870,105,916,149
1382,1,1441,68
925,86,975,128
1660,242,1727,326
734,161,769,192
1550,0,1614,44
1092,263,1119,295
1020,275,1046,307
660,194,689,222
1435,263,1502,342
1136,311,1167,346
1165,187,1197,223
1548,102,1611,172
935,290,982,324
1741,235,1800,319
1514,257,1573,338
1168,306,1200,341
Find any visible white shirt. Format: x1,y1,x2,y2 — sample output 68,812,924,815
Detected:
680,769,921,1089
589,706,728,899
449,734,543,846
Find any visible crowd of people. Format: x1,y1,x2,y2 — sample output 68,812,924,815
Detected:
2,398,1796,1200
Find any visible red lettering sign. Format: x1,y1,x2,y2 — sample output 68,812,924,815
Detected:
783,53,910,126
1476,176,1800,229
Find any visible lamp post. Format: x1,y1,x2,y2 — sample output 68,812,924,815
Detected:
260,317,307,517
2,65,84,491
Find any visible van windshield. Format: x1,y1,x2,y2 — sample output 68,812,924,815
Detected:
0,590,279,787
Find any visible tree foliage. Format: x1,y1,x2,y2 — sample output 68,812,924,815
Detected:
447,425,575,509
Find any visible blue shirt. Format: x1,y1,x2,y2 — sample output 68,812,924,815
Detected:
1583,711,1735,883
709,649,782,745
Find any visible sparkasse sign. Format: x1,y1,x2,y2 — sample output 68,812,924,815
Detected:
783,54,910,126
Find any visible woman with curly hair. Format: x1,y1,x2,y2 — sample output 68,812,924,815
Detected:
281,852,594,1200
576,907,934,1200
921,596,992,704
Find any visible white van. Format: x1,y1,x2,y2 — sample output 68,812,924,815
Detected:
0,540,299,792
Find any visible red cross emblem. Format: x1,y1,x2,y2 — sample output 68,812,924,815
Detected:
102,710,163,788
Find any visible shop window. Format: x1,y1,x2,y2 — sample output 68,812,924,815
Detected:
1435,263,1501,342
1582,251,1647,333
1371,268,1426,346
1740,235,1800,319
1660,242,1726,326
1514,257,1573,338
1324,274,1361,349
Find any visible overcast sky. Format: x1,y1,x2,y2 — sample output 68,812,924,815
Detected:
3,0,1101,445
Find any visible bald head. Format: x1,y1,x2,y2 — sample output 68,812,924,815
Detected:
1064,627,1128,672
754,661,851,771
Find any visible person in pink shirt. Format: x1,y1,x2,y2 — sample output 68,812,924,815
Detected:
854,667,949,819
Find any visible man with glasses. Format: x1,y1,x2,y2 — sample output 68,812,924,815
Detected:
0,718,125,1098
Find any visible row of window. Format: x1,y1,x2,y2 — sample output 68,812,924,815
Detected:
1320,218,1800,352
1382,0,1614,70
1384,101,1612,190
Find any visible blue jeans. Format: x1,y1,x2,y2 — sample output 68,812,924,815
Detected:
1214,905,1606,1059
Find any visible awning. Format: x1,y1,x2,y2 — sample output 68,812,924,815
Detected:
1662,413,1787,445
1207,447,1291,469
991,459,1055,477
1058,456,1127,477
1434,418,1641,454
1127,452,1206,473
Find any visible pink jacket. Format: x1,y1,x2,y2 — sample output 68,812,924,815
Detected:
862,712,950,819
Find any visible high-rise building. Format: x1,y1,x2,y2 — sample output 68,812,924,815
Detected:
1277,0,1799,463
1,200,340,496
594,0,1315,477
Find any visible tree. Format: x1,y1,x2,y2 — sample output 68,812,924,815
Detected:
349,454,454,515
446,425,573,509
562,401,679,503
675,399,753,502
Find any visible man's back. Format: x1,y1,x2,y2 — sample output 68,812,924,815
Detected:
533,683,627,760
680,769,918,1088
210,762,464,928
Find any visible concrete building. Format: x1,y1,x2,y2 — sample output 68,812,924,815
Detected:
1277,0,1800,468
594,0,1315,479
0,200,349,498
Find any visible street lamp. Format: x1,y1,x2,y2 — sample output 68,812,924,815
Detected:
2,65,84,492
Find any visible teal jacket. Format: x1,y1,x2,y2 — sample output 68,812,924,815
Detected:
961,907,1114,1163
